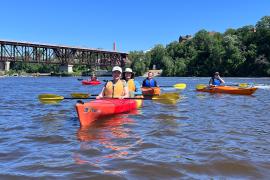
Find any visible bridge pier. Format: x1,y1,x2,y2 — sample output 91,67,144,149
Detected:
0,61,10,71
60,64,73,73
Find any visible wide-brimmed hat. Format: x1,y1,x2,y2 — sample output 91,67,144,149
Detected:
112,66,122,73
123,67,135,79
124,68,133,73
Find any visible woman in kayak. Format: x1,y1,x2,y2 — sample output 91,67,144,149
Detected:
122,68,142,97
142,72,158,87
209,72,225,86
96,66,129,99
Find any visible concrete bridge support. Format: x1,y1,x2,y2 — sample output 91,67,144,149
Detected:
0,61,10,71
59,64,73,73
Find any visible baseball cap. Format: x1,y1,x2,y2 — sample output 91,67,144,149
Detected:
112,66,122,73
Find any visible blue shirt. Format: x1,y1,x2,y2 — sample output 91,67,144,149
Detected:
142,78,157,87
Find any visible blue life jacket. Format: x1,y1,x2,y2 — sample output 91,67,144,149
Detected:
143,79,156,87
213,78,221,86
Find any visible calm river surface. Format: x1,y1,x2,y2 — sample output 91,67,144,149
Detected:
0,76,270,179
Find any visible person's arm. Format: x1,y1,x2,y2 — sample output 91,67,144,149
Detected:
154,79,158,87
142,79,146,87
209,78,213,85
120,81,129,98
218,76,225,84
134,80,142,95
122,86,129,98
96,82,107,99
96,87,105,99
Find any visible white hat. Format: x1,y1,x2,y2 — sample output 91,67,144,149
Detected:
124,68,133,73
112,66,122,73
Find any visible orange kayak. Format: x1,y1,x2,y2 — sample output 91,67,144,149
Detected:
141,87,161,96
76,99,138,127
196,86,257,95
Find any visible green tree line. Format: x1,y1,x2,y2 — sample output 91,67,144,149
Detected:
129,16,270,77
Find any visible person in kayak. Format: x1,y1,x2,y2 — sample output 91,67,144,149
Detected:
142,71,158,87
96,66,129,99
90,74,98,81
122,68,142,97
209,72,225,86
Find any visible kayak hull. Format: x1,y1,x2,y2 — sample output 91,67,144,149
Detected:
141,87,161,96
76,99,137,127
82,80,101,85
196,86,257,95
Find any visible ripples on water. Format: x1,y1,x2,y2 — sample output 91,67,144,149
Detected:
0,77,270,179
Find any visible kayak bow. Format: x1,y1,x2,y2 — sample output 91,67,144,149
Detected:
76,99,138,127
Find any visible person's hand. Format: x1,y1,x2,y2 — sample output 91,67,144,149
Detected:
119,96,125,99
96,95,102,99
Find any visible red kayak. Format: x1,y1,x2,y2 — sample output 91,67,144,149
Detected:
81,80,101,85
76,99,138,127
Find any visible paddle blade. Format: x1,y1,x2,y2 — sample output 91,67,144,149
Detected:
38,94,64,104
71,93,90,98
196,84,207,90
152,92,180,104
238,83,248,88
173,83,186,89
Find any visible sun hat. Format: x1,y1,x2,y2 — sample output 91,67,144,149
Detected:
124,68,133,73
112,66,122,73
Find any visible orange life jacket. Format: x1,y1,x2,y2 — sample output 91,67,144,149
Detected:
103,80,126,98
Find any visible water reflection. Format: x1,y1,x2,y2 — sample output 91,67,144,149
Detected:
75,111,142,167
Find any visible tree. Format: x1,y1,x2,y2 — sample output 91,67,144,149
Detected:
160,56,174,76
148,44,167,70
174,58,187,76
221,34,244,76
128,51,147,76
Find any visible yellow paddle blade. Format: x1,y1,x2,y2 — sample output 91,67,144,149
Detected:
196,84,207,90
152,92,180,99
152,92,180,104
38,94,64,104
71,93,90,98
173,83,186,89
238,83,248,88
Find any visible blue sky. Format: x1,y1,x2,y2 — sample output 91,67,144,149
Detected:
0,0,269,52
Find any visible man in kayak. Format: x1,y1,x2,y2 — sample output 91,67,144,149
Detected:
209,72,225,86
142,72,158,87
90,74,98,81
122,68,142,97
96,66,129,99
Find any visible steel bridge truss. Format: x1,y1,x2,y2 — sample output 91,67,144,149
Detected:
0,40,128,67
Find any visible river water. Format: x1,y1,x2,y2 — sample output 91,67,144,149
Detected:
0,76,269,179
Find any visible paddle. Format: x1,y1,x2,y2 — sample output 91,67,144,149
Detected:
38,92,180,104
160,83,186,90
103,80,186,90
237,83,249,88
69,83,185,99
196,84,208,90
70,93,99,98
